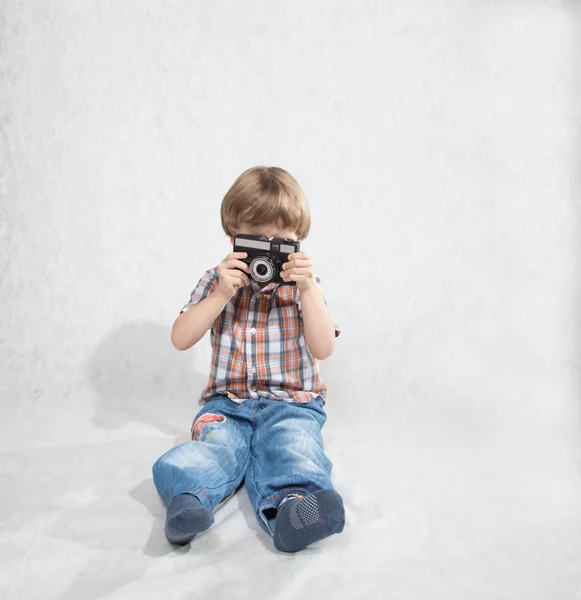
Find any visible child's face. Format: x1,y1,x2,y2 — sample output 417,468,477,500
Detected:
230,223,298,244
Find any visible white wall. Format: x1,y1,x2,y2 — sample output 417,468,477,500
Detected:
1,1,580,598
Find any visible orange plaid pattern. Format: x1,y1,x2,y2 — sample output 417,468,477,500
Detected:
181,267,340,405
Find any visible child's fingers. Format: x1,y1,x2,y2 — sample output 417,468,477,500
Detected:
282,273,311,282
284,267,312,276
288,252,310,260
233,271,250,286
283,258,312,270
226,252,248,260
224,259,250,272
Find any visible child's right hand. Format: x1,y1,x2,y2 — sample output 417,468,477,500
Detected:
216,252,251,299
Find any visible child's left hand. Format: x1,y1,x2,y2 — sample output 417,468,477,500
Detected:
281,252,315,291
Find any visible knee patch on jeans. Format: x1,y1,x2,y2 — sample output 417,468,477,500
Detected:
191,413,226,441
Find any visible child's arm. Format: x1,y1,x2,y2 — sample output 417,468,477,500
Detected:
282,252,338,360
171,292,230,350
297,283,336,360
171,252,250,351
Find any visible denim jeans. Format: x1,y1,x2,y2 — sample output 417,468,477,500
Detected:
152,394,334,535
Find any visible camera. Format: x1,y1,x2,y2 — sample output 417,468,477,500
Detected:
233,234,300,285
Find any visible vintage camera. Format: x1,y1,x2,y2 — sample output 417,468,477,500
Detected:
233,234,300,285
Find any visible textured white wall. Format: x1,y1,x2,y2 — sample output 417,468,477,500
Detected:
1,1,581,598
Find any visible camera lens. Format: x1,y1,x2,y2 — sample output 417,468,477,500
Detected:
250,255,276,283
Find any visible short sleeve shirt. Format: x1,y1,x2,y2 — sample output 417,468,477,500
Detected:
181,266,341,405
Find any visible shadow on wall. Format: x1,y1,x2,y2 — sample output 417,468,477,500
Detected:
85,321,207,437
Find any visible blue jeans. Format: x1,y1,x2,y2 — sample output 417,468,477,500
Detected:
152,394,335,535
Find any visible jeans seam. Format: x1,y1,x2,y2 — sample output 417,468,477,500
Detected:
163,485,211,506
246,459,263,518
259,487,309,509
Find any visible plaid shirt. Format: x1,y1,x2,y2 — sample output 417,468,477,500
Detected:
181,267,341,406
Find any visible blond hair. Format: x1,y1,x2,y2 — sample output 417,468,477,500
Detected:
221,166,311,241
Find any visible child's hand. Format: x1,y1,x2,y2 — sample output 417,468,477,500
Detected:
282,252,315,291
216,252,250,299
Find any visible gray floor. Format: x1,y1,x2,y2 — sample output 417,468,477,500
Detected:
1,329,581,599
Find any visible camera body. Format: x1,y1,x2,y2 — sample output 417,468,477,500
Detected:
233,234,300,286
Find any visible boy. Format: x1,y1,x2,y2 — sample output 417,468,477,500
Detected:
152,166,345,553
